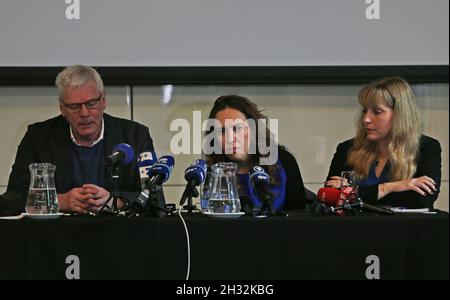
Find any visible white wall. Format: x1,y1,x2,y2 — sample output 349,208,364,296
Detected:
1,0,448,66
0,83,448,211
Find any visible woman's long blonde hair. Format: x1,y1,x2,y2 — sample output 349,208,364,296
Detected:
347,77,423,181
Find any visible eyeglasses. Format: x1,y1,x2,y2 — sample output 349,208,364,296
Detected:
61,95,102,113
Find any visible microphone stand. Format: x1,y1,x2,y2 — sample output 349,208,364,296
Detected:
324,199,394,215
99,163,122,215
128,181,169,218
254,182,287,217
180,181,200,214
149,184,170,217
258,192,276,216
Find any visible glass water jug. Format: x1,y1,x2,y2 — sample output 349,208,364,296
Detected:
25,163,59,214
207,162,241,213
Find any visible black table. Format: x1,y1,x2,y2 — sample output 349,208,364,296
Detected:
0,211,448,280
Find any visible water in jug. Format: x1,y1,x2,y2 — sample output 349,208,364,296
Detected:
25,163,59,214
207,162,241,213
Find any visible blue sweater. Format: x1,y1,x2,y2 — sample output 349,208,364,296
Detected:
70,141,105,188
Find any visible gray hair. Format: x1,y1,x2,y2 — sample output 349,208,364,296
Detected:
55,65,104,99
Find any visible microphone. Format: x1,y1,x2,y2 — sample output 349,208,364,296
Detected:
317,187,346,206
316,187,354,216
100,143,134,214
146,155,175,186
106,143,134,166
250,166,272,196
132,155,175,212
316,187,394,215
137,151,157,189
249,166,275,214
184,159,207,187
179,159,207,207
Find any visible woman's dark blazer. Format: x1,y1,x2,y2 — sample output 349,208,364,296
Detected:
326,135,441,209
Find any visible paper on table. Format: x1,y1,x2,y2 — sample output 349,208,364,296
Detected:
390,207,436,214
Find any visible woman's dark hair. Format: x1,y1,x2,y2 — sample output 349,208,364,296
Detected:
205,95,280,183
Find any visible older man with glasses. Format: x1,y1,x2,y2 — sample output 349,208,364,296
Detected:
1,65,155,216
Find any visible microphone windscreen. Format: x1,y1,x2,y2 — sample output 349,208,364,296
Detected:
112,143,134,164
137,151,157,182
157,155,175,169
249,166,270,190
184,159,207,186
137,151,157,167
317,187,341,206
147,155,175,183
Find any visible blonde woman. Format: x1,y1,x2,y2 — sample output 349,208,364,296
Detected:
325,77,441,209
